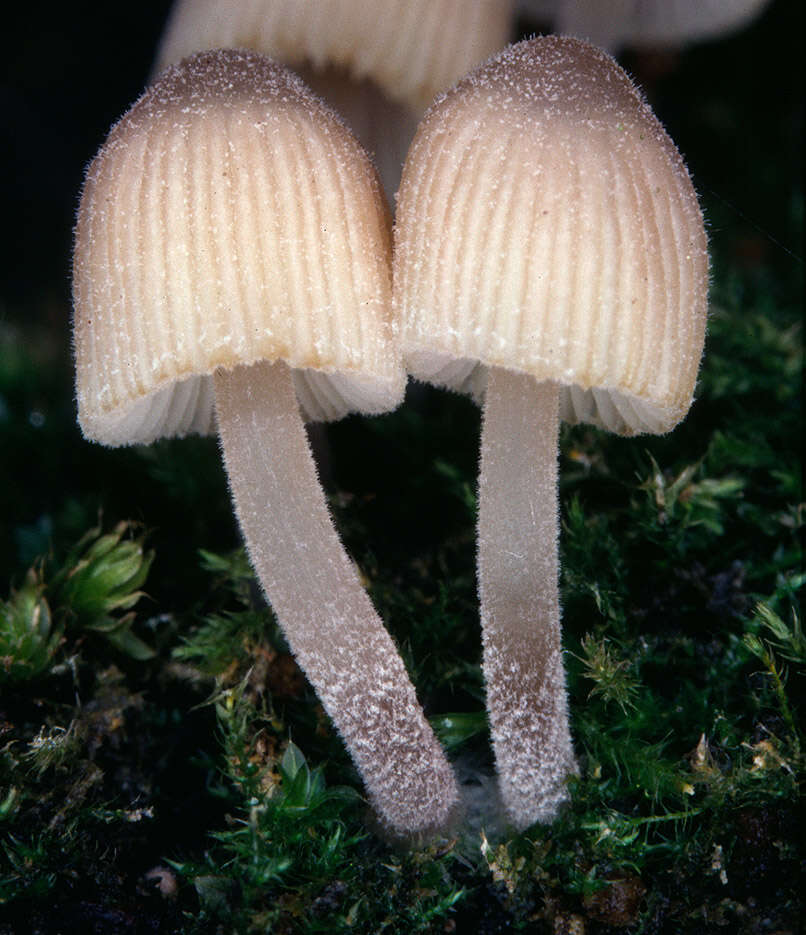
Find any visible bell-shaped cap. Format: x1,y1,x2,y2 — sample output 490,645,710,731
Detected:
394,36,709,435
73,49,404,446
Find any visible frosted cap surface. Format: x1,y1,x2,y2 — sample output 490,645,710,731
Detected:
394,36,709,435
73,49,404,446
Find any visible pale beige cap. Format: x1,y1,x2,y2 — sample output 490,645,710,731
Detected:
73,49,404,446
395,36,709,435
518,0,771,52
153,0,515,112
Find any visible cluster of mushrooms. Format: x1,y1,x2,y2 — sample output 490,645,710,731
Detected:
72,0,709,837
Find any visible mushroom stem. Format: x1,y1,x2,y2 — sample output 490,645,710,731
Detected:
214,358,459,834
478,366,576,829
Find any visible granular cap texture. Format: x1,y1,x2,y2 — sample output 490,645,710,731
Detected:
74,49,402,446
395,36,709,435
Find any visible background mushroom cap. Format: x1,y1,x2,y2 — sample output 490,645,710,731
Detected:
518,0,772,52
153,0,515,113
394,36,709,435
73,49,404,446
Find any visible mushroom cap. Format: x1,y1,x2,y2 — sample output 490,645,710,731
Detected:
518,0,772,52
394,36,709,435
73,49,404,446
153,0,515,113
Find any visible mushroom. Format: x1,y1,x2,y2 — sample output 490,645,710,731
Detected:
393,36,709,828
517,0,772,54
72,49,459,835
151,0,516,198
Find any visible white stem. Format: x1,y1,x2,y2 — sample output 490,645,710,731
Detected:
478,367,577,829
214,358,459,835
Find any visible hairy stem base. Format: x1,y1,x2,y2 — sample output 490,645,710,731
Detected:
214,358,458,834
478,367,576,829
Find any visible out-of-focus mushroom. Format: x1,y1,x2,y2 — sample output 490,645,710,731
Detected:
152,0,515,198
517,0,772,54
73,49,459,835
394,36,708,828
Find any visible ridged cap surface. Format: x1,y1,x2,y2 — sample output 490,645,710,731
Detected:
73,49,404,446
154,0,514,111
394,36,709,435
